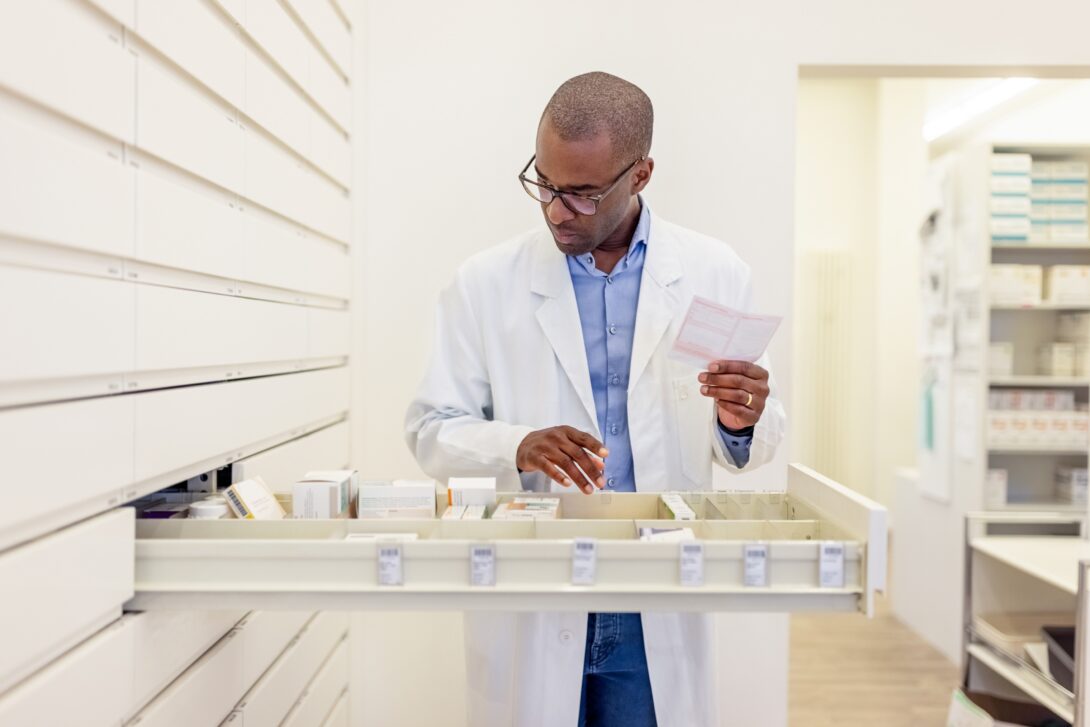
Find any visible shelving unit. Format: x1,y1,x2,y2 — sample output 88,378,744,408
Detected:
964,514,1090,725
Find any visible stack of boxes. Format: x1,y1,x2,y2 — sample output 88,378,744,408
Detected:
1055,466,1089,505
988,263,1090,307
990,153,1033,244
987,388,1088,448
1031,159,1089,245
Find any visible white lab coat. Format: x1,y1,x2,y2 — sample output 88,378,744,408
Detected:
405,210,785,727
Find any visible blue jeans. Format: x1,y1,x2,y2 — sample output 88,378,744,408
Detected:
577,613,657,727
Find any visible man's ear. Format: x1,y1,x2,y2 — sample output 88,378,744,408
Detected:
632,158,654,194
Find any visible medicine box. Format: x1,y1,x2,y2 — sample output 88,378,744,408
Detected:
661,492,697,520
991,195,1031,216
1038,343,1077,377
991,175,1031,195
984,469,1008,509
224,476,286,520
292,470,356,519
1058,312,1090,342
1044,266,1090,304
357,480,436,519
447,477,497,507
989,265,1042,306
988,342,1014,377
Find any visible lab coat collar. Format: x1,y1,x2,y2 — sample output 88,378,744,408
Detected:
529,209,684,425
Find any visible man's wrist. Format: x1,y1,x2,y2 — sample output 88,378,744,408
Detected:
718,420,755,437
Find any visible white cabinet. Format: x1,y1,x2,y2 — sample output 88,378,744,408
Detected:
0,0,134,142
241,206,350,298
243,45,311,159
307,47,350,132
0,509,134,693
130,466,887,614
0,101,134,258
309,307,352,359
284,0,351,78
321,692,350,727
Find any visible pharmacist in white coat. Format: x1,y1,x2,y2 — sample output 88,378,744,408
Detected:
406,72,785,727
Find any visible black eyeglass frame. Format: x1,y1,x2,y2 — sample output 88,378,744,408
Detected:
518,154,645,216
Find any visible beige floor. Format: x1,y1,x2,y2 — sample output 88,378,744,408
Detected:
789,592,960,727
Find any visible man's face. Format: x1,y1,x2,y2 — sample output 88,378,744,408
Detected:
533,118,636,257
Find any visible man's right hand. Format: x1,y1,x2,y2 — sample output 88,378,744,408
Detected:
516,426,608,494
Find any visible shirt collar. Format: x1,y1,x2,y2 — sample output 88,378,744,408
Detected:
571,197,651,273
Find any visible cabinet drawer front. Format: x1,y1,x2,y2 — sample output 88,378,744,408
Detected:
135,162,246,280
309,307,351,359
232,421,351,493
137,53,243,192
284,0,351,78
321,691,350,727
126,628,248,727
125,610,247,720
0,0,134,141
241,207,350,298
0,105,134,257
0,397,133,551
0,617,131,727
235,610,315,688
0,266,134,384
135,0,244,107
229,613,348,725
244,46,311,160
0,510,134,693
132,366,349,484
281,638,349,727
135,285,309,372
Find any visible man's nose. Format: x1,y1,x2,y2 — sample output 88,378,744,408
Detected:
546,196,575,225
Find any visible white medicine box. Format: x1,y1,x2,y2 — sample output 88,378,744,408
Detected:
989,265,1042,307
988,343,1014,377
1044,266,1090,304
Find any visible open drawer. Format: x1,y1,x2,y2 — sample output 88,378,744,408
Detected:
129,464,886,615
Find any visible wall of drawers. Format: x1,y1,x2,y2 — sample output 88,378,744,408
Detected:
0,0,355,723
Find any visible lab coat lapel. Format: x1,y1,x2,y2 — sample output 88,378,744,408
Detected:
629,215,683,390
530,232,599,428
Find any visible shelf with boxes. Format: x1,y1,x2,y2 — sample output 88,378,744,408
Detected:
126,464,888,616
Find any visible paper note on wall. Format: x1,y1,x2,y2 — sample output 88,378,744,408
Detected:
669,296,782,369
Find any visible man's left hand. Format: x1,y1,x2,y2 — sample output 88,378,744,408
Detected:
698,360,770,431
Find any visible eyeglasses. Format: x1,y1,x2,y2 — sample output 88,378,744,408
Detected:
518,154,644,216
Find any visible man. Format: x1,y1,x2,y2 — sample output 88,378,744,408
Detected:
406,72,785,727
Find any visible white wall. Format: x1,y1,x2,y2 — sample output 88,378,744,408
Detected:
349,1,1090,725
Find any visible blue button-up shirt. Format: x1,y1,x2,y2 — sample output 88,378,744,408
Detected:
567,200,752,491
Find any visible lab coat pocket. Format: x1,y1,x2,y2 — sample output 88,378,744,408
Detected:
672,375,713,487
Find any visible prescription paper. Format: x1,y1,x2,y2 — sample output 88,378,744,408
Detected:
669,296,781,369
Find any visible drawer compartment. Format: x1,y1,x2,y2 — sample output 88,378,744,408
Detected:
131,465,886,615
0,509,134,693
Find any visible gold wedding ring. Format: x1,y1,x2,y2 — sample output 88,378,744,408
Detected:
745,392,754,408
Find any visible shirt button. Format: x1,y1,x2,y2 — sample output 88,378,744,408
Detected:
607,478,615,488
559,630,574,644
606,277,613,285
608,325,617,335
610,375,620,385
610,424,619,435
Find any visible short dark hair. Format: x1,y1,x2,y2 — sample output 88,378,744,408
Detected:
541,72,653,166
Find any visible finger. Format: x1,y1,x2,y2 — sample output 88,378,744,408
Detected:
708,361,768,380
564,427,610,458
699,385,755,406
718,401,760,425
540,456,577,488
559,440,606,489
698,373,753,390
554,453,596,494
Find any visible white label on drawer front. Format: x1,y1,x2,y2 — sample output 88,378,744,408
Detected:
743,543,768,587
378,545,403,586
470,544,495,587
679,542,705,587
571,538,597,585
819,541,845,588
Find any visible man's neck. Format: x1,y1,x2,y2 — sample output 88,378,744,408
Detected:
592,198,642,275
